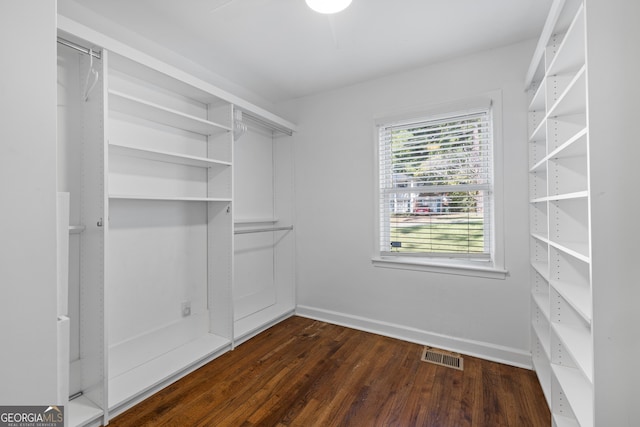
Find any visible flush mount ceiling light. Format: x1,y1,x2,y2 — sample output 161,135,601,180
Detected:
305,0,352,14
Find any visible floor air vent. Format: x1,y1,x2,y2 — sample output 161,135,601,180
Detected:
421,346,464,370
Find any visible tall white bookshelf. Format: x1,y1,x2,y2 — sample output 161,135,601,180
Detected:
528,0,640,424
526,0,592,426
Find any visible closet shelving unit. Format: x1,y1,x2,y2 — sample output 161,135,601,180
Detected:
57,17,296,426
525,0,592,426
231,114,297,345
106,51,235,413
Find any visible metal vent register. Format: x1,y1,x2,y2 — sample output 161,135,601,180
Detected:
421,347,464,370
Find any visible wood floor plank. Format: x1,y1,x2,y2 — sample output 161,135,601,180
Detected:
360,341,417,425
393,344,439,426
459,355,484,426
481,358,510,427
107,316,551,427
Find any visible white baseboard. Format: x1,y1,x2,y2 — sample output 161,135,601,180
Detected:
295,305,532,369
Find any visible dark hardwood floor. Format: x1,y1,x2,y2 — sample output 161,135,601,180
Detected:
107,316,550,427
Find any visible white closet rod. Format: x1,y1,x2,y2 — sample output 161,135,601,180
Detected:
241,111,294,136
234,226,293,235
57,37,102,60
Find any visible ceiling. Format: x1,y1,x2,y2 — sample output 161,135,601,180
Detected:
59,0,551,104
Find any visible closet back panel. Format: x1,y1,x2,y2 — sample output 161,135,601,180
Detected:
234,129,277,320
107,200,208,339
234,130,274,216
107,200,208,373
109,113,208,156
234,233,276,320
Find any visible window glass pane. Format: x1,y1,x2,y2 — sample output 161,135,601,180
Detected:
379,109,493,259
385,190,490,256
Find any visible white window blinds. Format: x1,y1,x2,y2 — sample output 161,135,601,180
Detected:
378,107,493,259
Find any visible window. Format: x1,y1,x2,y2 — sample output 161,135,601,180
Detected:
375,97,505,277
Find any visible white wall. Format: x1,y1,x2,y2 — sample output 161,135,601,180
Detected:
586,0,640,424
0,0,60,404
279,40,535,366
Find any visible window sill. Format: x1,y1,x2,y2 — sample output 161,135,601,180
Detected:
371,256,508,280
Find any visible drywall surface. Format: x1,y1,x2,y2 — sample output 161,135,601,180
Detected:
279,40,535,365
0,1,60,404
586,0,640,423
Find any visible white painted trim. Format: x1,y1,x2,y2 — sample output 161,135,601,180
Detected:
371,256,508,279
295,305,532,369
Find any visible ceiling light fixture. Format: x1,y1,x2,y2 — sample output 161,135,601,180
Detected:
305,0,352,14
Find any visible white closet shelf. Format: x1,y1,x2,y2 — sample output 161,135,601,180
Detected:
528,79,546,111
109,90,231,136
109,143,231,169
529,158,548,173
109,195,232,202
547,191,588,201
553,322,593,382
530,229,549,241
553,414,580,427
530,232,550,244
529,117,547,143
533,292,551,320
108,333,231,410
529,196,548,205
546,4,586,76
67,395,103,427
548,240,589,263
547,128,588,161
531,261,550,282
552,364,594,427
551,279,592,322
547,115,587,155
69,225,86,234
530,197,548,205
529,140,546,169
533,321,551,358
531,352,551,407
532,191,588,203
547,67,586,118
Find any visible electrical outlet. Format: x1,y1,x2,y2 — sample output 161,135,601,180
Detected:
181,301,191,317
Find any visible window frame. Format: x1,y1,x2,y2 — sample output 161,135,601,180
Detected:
372,92,507,279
